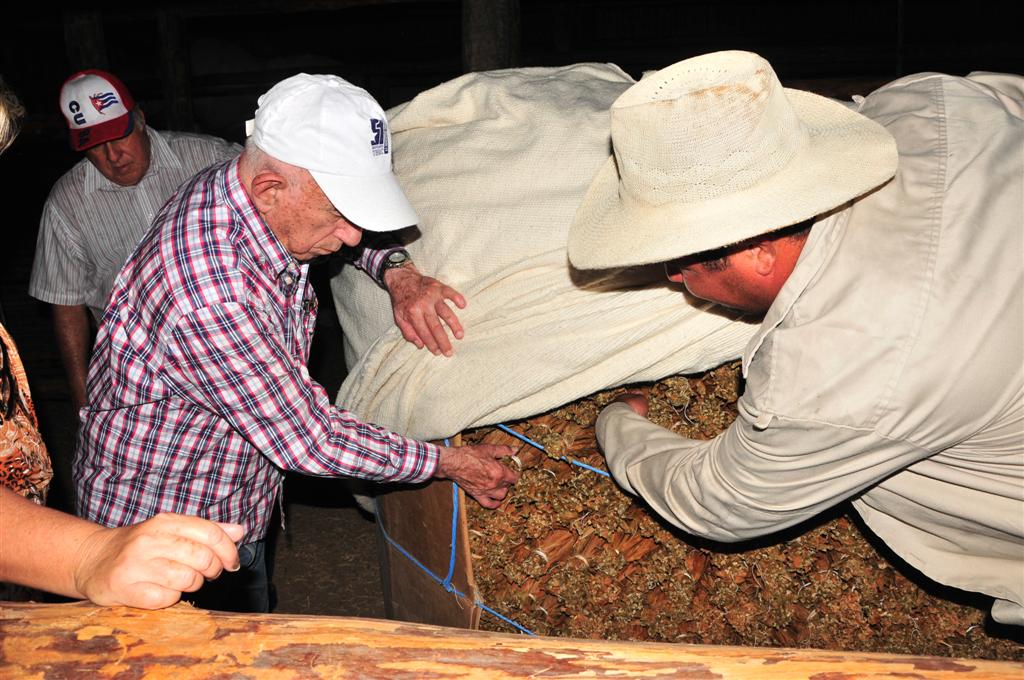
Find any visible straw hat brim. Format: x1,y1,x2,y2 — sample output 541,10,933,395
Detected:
567,89,898,270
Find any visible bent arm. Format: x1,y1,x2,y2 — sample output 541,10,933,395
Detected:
0,487,243,609
597,402,930,542
0,487,99,598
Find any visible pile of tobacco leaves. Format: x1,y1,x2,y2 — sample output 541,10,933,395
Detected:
464,362,1023,659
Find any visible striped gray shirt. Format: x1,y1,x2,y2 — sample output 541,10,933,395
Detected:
29,128,241,319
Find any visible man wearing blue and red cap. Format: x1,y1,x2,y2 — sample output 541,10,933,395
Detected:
29,69,240,413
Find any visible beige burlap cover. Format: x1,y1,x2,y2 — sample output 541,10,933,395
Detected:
330,63,758,440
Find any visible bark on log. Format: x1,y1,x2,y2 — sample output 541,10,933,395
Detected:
1,601,1021,679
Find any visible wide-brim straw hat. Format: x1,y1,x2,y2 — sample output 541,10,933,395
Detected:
568,51,898,269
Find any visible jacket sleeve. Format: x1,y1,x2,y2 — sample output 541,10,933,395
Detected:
596,401,931,542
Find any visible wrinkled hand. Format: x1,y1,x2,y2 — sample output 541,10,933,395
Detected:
384,264,466,357
436,444,519,509
612,392,649,418
74,513,244,610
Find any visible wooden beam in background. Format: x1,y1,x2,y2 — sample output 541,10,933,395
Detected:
157,9,196,132
100,0,448,21
463,0,521,73
63,11,109,72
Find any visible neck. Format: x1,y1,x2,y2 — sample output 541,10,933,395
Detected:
764,231,809,302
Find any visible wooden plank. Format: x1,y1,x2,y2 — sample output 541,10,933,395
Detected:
377,478,477,628
1,601,1021,678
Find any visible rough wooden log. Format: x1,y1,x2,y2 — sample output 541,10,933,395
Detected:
1,601,1021,679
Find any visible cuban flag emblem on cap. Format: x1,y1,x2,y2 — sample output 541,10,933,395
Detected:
90,91,120,114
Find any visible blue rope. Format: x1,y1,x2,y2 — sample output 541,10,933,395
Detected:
496,423,611,478
443,486,459,591
474,601,537,636
440,439,458,591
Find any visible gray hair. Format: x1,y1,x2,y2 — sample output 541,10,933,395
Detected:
0,76,25,154
240,137,312,188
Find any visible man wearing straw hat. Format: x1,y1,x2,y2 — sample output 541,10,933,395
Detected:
74,74,518,612
569,51,1023,625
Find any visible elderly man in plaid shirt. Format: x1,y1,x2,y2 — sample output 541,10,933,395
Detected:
73,74,518,612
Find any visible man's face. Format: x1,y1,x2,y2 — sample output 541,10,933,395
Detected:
83,113,151,187
665,249,772,314
268,175,363,261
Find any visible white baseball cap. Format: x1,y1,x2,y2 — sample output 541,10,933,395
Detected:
246,73,418,232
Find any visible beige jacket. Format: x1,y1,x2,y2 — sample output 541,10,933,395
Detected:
597,72,1024,623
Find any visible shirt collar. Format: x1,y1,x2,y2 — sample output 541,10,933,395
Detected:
219,158,302,285
83,127,178,194
740,207,850,376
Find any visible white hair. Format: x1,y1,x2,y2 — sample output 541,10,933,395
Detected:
240,138,310,187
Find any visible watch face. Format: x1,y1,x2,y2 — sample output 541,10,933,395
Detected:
387,251,409,265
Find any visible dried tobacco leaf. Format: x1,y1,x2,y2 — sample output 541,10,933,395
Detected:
464,363,1023,660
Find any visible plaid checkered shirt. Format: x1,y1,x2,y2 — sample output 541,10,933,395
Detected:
74,158,439,543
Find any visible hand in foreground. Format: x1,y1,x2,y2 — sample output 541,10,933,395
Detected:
74,513,245,610
384,264,466,357
436,444,520,509
611,392,650,418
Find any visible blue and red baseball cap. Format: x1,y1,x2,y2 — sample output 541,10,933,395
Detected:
59,69,136,151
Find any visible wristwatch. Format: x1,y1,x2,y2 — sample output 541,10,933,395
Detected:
379,249,413,283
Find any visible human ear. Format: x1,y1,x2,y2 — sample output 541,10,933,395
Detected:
248,171,287,214
664,264,685,284
750,241,778,276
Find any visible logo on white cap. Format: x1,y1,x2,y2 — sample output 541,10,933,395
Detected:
370,119,389,156
89,91,121,115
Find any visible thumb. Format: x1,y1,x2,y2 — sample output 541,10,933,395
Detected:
215,522,245,542
491,445,515,459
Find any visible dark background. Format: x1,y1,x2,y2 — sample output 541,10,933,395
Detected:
3,0,1021,281
3,0,1021,400
2,0,1021,298
0,0,1020,618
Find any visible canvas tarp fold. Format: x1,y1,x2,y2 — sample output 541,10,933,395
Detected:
331,63,756,440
